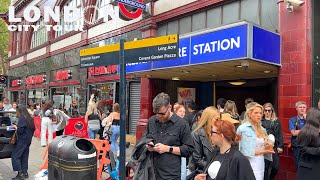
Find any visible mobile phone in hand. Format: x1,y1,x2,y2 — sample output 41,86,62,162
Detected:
147,143,155,148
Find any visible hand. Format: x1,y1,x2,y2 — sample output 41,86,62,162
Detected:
90,94,95,99
146,142,155,152
277,148,283,153
303,113,307,119
12,125,17,130
264,149,275,154
154,143,169,154
195,174,207,180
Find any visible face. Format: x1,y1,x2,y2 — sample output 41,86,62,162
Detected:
173,104,179,112
176,107,186,118
211,112,221,122
13,103,17,109
249,107,263,124
3,99,9,104
318,101,320,109
155,105,171,122
36,105,41,110
211,126,222,146
264,106,272,118
296,104,307,115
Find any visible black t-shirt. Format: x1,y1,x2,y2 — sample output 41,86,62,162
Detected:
206,150,231,180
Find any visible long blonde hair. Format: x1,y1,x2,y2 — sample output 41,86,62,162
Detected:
243,102,266,138
263,103,278,121
194,106,220,139
86,102,98,115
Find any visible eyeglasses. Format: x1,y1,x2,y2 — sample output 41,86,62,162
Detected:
264,109,272,112
154,106,170,116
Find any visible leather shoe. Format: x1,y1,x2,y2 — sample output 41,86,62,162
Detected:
23,172,29,178
12,171,23,180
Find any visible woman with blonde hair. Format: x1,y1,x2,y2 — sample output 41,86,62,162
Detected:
237,102,274,180
262,103,283,180
188,106,221,175
224,100,239,120
85,99,100,139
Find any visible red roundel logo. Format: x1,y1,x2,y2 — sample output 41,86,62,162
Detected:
118,0,143,20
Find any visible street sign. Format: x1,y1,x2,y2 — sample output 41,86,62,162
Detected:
115,0,146,11
80,34,179,68
124,34,179,63
80,44,120,68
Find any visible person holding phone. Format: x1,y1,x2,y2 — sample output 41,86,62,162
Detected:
194,120,255,180
144,92,194,180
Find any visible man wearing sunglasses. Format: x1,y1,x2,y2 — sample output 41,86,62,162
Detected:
144,92,194,180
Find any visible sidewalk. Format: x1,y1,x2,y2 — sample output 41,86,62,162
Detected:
0,137,134,179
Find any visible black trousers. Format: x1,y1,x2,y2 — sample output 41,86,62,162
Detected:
264,151,280,180
11,142,31,173
56,129,64,136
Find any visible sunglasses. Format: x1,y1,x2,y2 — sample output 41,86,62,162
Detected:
154,106,170,116
264,109,272,112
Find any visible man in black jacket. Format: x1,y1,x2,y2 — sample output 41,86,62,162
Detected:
145,92,194,180
185,101,198,129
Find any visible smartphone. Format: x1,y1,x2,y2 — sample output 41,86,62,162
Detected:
147,143,155,148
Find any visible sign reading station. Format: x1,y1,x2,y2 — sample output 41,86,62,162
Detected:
80,34,179,68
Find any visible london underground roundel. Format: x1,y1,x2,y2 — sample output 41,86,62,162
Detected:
118,0,143,20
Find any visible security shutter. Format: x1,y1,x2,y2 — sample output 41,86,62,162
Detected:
129,82,141,134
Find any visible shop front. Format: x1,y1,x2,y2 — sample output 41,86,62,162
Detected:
9,78,26,105
25,74,48,106
49,66,84,117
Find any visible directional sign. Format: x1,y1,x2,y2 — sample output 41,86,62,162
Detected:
115,0,146,11
124,34,179,63
80,34,179,68
80,44,120,68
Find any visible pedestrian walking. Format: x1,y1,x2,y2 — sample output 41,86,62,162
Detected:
262,103,284,180
188,106,220,175
40,100,54,147
194,120,255,180
296,108,320,180
11,105,35,180
237,102,274,180
144,92,194,180
289,101,307,168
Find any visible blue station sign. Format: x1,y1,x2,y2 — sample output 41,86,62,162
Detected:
126,22,281,73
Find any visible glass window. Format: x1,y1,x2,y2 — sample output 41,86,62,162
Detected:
31,19,48,48
27,89,48,106
179,16,192,35
222,2,240,24
167,20,179,35
51,86,83,117
89,82,116,115
15,32,20,55
192,11,206,32
56,0,83,37
206,7,222,29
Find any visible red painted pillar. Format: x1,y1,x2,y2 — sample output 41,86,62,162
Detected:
277,1,312,179
136,78,155,142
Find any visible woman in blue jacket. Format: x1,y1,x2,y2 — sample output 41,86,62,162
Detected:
11,105,35,180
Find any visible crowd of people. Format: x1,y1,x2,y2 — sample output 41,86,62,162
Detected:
133,92,320,180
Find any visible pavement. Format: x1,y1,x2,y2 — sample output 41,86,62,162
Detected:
0,136,134,180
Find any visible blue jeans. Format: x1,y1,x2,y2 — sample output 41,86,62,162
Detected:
88,128,99,139
181,157,187,180
110,125,120,153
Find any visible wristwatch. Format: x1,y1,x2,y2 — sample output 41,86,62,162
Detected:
169,146,173,153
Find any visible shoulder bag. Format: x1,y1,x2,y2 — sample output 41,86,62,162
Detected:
88,113,101,131
10,131,17,145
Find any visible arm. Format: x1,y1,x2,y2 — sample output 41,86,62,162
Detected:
191,132,207,170
289,118,300,136
84,112,89,123
299,145,320,156
101,113,112,127
277,119,284,150
16,117,27,134
89,94,94,104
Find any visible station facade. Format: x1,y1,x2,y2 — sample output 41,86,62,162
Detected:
3,0,318,178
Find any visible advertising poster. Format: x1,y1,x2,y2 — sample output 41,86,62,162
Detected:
177,88,196,106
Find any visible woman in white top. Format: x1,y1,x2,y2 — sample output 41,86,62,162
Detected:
237,102,274,180
40,101,54,147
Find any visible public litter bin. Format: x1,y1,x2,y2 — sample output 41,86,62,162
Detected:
48,136,97,180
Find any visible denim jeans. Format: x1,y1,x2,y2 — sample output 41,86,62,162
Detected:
88,128,99,139
181,157,187,180
110,125,120,153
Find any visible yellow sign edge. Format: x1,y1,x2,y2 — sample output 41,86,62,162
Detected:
80,44,120,57
124,34,178,50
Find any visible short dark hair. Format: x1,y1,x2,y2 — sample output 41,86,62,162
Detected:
217,98,227,108
187,101,198,111
245,98,254,105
